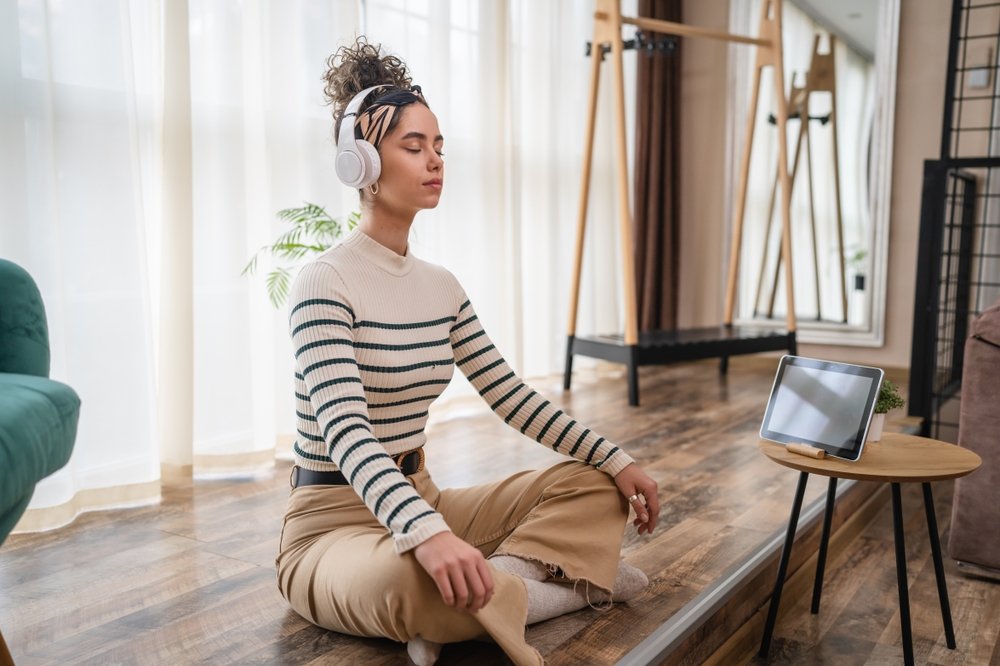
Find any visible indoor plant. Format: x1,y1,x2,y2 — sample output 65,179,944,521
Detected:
243,203,358,308
868,378,905,442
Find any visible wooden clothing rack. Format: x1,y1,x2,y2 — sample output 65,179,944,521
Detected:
563,0,798,406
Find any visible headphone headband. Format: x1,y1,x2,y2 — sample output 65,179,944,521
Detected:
338,85,389,149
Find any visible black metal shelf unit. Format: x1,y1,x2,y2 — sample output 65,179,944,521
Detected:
565,328,795,407
910,0,1000,439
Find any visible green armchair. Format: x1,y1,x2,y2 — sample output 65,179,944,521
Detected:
0,258,80,660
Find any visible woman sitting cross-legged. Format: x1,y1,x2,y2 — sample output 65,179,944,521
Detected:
275,37,660,666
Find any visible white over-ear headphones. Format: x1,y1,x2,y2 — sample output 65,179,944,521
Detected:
335,85,389,189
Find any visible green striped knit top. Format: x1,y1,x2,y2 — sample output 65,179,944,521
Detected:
289,229,636,553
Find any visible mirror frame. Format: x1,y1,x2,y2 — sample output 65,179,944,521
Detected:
724,0,900,346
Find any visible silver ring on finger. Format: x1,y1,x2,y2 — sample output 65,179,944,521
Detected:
628,494,639,502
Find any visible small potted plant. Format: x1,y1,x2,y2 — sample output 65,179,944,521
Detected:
243,203,358,308
868,378,905,442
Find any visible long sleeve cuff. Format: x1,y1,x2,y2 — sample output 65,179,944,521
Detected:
392,514,453,554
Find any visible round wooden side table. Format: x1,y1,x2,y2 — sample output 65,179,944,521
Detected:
757,433,982,666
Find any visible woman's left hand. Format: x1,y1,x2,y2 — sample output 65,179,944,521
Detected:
614,463,660,536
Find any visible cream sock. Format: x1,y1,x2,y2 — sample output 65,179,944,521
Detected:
488,554,550,581
521,577,591,624
406,635,442,666
492,556,649,624
592,560,649,603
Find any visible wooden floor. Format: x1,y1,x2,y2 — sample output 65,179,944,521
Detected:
0,358,994,665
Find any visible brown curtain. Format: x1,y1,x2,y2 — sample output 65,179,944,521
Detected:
633,0,682,332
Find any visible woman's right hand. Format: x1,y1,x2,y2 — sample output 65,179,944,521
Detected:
413,531,494,613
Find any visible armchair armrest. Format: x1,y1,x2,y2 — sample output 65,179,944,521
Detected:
0,258,50,377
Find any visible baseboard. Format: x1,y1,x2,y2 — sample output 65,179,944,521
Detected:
956,560,1000,582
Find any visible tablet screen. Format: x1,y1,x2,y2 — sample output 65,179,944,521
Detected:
760,356,884,461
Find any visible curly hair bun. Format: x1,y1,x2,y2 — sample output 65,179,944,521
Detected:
324,37,412,137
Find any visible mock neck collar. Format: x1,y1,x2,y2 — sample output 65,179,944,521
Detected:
342,228,414,277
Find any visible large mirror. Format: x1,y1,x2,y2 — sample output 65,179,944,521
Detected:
726,0,899,345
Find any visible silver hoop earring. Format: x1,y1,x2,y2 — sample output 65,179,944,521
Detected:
368,181,379,196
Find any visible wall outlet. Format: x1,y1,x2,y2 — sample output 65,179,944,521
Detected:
968,46,994,89
969,67,991,89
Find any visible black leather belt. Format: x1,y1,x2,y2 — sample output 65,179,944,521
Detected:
291,448,424,488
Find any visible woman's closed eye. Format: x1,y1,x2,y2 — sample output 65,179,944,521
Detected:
405,146,444,157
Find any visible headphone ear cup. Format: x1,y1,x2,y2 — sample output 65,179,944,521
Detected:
335,146,365,188
354,140,381,189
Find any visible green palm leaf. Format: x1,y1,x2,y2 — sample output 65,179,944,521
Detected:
245,202,358,308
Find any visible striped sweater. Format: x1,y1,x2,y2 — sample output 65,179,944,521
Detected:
289,229,635,553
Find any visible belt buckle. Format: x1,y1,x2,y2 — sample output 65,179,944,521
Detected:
393,451,410,470
393,448,424,475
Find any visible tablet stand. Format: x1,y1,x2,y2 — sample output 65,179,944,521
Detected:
785,442,826,459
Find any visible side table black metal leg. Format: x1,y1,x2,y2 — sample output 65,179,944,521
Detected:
563,335,575,390
759,471,810,658
811,477,838,613
922,482,957,649
891,483,915,666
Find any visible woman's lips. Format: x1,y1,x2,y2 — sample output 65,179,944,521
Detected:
423,178,442,190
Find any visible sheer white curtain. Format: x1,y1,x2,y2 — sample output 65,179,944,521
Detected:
1,0,163,527
185,0,363,471
2,0,630,531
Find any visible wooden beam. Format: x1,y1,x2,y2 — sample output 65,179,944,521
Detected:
769,0,797,333
606,0,640,345
620,15,770,48
566,29,605,338
724,0,776,325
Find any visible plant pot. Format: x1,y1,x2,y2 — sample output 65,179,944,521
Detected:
868,412,886,442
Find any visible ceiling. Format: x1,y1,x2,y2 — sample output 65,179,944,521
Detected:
791,0,878,61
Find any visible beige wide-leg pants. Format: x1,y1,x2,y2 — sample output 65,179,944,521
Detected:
276,460,630,665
